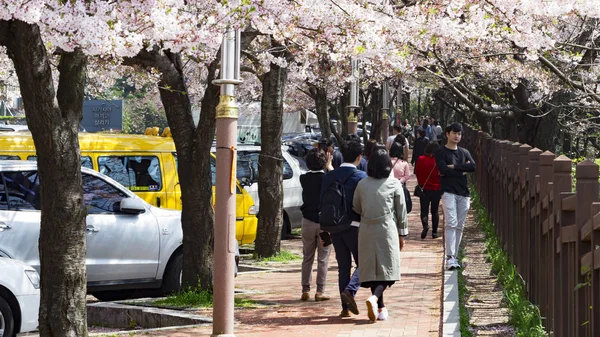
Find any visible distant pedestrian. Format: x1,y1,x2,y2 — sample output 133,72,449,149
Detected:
415,142,441,239
411,129,428,171
320,138,367,317
353,148,408,321
434,123,476,270
432,120,443,145
300,149,332,302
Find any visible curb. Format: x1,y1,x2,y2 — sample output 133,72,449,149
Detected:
442,269,461,337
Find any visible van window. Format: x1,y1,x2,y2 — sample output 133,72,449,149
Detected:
0,155,19,160
98,156,162,192
237,151,293,181
2,171,40,211
27,155,93,169
82,173,127,213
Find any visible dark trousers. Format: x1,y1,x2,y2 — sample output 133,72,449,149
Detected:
370,282,388,308
331,226,360,310
419,190,442,234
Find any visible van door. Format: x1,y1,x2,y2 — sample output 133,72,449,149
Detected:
97,155,167,208
161,152,180,210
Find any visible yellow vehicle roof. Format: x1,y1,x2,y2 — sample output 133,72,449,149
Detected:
0,132,176,152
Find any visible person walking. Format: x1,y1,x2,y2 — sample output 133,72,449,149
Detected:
415,142,442,239
353,148,408,322
299,149,332,301
411,129,428,171
320,138,367,317
435,123,476,270
389,142,410,185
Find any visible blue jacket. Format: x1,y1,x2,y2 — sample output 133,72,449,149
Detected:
320,166,368,223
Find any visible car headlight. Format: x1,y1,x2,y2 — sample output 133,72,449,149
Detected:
25,270,40,289
248,205,257,215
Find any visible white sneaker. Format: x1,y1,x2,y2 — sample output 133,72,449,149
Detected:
366,295,378,321
446,257,460,270
377,308,389,321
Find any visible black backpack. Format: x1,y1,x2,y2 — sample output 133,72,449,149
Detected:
319,170,357,233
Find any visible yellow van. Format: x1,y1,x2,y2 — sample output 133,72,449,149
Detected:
0,132,258,244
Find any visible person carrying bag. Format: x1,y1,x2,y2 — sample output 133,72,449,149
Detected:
414,142,442,239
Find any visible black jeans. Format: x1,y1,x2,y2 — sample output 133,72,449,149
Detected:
419,190,442,234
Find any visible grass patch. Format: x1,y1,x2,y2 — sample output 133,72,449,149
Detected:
291,227,302,236
470,189,547,337
456,248,473,337
253,249,301,264
153,289,259,309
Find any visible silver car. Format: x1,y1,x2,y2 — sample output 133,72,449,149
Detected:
0,160,185,301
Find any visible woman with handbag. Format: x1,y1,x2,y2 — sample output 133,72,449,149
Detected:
414,142,441,239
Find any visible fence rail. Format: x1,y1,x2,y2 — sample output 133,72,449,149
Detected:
461,125,600,337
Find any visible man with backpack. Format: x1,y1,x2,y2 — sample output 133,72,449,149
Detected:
320,137,367,317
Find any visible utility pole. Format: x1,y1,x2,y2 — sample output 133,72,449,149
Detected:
381,81,390,141
212,12,242,337
347,58,359,135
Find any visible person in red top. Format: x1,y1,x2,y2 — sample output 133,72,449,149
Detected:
415,142,442,239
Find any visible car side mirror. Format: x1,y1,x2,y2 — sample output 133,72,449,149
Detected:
120,198,146,214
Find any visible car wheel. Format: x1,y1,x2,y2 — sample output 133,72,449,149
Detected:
161,253,183,296
91,290,134,301
0,296,15,337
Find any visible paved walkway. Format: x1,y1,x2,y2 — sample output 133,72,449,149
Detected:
145,167,445,337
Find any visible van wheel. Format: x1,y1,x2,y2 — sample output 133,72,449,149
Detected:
0,296,15,337
281,213,291,240
161,253,183,296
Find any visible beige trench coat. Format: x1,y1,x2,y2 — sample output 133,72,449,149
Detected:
353,176,408,283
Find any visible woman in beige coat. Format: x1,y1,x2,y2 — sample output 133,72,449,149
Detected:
353,148,409,322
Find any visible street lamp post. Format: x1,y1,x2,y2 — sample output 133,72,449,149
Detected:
211,23,242,337
347,58,359,135
381,81,390,141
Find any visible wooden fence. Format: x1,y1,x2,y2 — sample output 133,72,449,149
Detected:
461,125,600,337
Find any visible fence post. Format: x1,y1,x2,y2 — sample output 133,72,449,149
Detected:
509,142,521,267
539,151,555,330
591,202,600,337
576,161,599,337
553,155,574,337
519,144,532,280
528,148,542,301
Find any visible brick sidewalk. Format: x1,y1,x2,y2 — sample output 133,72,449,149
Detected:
145,170,444,337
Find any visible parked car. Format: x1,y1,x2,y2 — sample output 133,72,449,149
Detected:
0,160,238,301
0,257,40,337
213,145,306,238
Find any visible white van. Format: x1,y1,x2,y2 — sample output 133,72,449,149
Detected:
213,145,306,238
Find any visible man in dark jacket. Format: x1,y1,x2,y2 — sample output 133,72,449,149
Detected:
435,123,476,270
320,137,367,317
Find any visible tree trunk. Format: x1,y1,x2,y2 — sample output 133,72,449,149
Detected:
254,46,289,258
312,85,330,138
0,20,88,337
125,48,215,290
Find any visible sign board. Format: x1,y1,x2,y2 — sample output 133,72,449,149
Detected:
81,100,123,132
238,124,260,144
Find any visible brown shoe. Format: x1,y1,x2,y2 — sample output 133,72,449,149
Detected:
315,292,330,301
339,309,351,317
301,292,310,301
